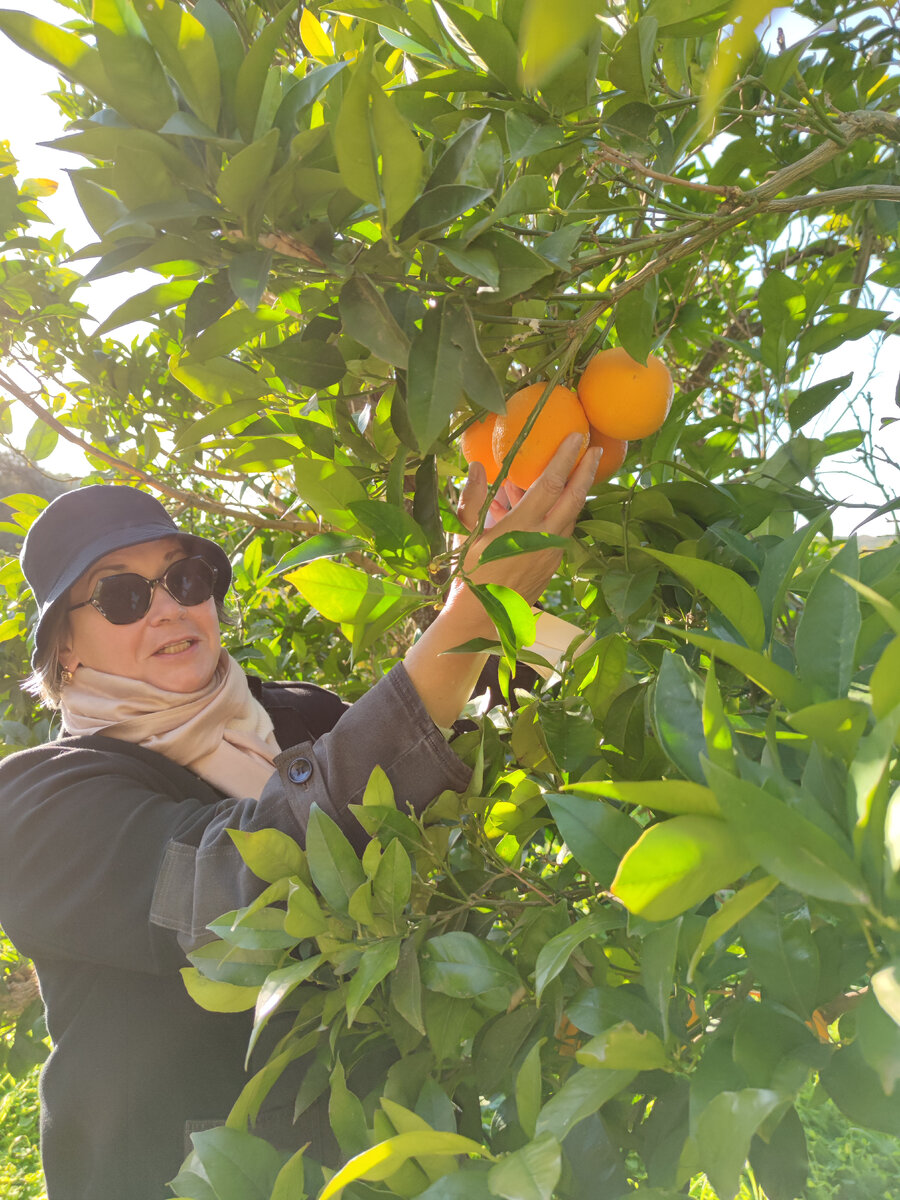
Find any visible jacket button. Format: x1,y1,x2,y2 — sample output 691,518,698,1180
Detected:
288,757,313,784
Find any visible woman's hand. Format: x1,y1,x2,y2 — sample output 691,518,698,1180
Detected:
403,434,600,727
448,432,601,633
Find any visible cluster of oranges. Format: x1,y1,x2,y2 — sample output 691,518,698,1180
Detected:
461,347,673,490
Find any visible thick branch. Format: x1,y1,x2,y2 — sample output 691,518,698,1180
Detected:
0,369,309,535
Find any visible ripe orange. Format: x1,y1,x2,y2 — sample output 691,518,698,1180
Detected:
492,383,589,491
460,413,499,483
578,347,673,440
589,428,628,484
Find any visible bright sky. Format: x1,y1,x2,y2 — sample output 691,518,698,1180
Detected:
0,3,897,533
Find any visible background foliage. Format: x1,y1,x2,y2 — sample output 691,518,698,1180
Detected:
1,0,900,1197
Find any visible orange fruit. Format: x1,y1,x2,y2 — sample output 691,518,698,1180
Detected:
577,347,673,440
589,427,628,484
492,383,589,490
460,413,499,483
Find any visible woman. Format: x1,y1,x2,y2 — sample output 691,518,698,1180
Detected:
0,434,598,1200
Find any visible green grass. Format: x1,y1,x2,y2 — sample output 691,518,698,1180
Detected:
0,1066,45,1200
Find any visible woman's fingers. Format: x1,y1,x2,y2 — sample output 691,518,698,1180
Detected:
494,433,600,532
544,441,602,534
457,460,487,532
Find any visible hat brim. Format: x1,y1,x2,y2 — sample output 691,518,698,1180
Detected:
31,524,232,667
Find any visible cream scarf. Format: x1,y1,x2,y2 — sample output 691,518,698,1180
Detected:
60,651,280,800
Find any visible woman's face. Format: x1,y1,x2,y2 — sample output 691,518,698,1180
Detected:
60,536,223,693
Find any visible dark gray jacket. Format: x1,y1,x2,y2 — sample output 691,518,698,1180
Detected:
0,665,470,1200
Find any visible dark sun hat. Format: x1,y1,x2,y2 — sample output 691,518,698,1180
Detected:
21,485,233,666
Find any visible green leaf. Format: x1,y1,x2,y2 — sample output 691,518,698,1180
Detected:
350,498,431,567
288,459,366,528
406,303,464,451
175,1125,284,1200
820,1040,900,1136
265,533,364,578
422,931,520,1011
756,516,828,646
683,1089,784,1200
535,913,622,1002
703,659,735,771
615,278,658,365
262,343,343,393
270,1146,306,1200
23,420,57,462
226,827,306,883
796,306,888,359
478,531,570,566
372,838,411,921
169,353,268,405
562,779,721,816
608,17,659,101
94,25,177,131
470,583,538,668
186,304,288,362
439,2,520,93
705,760,869,906
247,954,324,1058
346,938,401,1025
872,962,900,1027
789,373,852,431
180,967,259,1012
610,814,756,921
398,184,494,240
228,248,273,312
284,878,328,939
218,129,280,224
677,630,813,711
546,794,640,884
95,279,196,334
0,12,117,108
339,275,410,368
139,0,221,129
641,919,681,1041
515,1040,544,1140
206,906,296,950
172,397,264,450
785,698,869,757
319,1132,491,1199
518,0,599,88
305,805,366,913
652,652,706,783
644,548,765,650
576,1022,669,1071
870,636,900,719
287,558,419,630
600,567,658,623
334,55,379,207
794,536,860,700
535,1067,636,1141
686,875,778,982
392,936,425,1034
836,573,900,637
234,1,297,143
857,988,900,1096
487,1132,561,1200
370,82,425,226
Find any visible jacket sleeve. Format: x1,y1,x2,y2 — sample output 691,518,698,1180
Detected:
0,665,470,974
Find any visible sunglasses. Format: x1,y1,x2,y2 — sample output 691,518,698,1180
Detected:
67,556,218,625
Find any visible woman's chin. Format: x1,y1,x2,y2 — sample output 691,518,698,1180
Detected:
144,644,219,693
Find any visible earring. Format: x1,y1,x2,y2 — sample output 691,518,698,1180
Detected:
60,667,75,687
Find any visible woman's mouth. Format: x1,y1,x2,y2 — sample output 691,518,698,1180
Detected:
154,639,195,656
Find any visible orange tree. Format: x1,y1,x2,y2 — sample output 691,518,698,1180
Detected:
1,1,900,1197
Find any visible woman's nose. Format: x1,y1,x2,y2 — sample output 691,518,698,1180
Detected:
147,579,184,621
